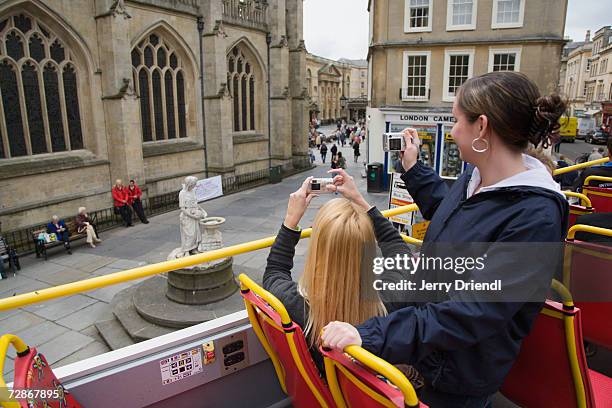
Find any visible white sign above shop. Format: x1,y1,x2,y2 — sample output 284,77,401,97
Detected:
383,112,456,125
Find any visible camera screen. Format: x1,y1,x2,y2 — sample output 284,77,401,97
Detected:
311,182,321,191
389,138,402,151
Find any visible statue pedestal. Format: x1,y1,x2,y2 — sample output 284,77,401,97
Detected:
132,216,238,329
166,257,236,304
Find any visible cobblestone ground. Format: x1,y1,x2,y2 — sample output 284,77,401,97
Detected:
0,125,389,381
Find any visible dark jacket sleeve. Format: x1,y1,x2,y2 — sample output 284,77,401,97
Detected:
262,224,303,301
356,205,563,365
400,161,449,220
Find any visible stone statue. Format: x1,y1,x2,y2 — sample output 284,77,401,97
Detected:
168,176,207,259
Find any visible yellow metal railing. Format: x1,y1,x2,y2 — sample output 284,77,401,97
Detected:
0,204,420,312
567,224,612,241
553,157,609,176
562,191,592,208
0,335,28,408
584,175,612,187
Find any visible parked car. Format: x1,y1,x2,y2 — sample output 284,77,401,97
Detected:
585,130,609,145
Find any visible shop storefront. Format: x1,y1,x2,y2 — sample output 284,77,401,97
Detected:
367,108,467,190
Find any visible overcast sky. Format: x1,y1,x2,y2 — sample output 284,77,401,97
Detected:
303,0,610,61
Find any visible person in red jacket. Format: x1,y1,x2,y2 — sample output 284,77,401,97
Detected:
112,179,133,227
128,180,149,224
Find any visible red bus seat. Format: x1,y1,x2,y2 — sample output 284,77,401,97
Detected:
1,334,82,408
321,346,425,408
501,282,612,408
565,225,612,349
564,192,594,228
583,176,612,213
238,274,336,408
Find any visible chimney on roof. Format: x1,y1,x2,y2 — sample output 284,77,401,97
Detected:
586,30,591,42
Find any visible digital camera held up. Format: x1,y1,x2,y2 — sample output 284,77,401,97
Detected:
383,133,407,152
307,178,334,194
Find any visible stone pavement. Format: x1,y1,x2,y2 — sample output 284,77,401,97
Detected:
0,137,389,382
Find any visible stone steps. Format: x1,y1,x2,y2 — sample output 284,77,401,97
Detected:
95,319,135,351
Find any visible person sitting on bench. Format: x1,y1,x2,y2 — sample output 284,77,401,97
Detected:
76,207,101,248
47,215,71,254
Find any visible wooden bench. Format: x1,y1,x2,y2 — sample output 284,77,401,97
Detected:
32,220,87,261
0,235,20,277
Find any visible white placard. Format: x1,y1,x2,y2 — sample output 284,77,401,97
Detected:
194,176,223,203
160,348,203,385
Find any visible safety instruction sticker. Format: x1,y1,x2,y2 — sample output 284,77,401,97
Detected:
160,348,203,385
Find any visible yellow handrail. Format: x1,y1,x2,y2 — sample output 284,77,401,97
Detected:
344,345,419,407
0,204,420,312
553,157,609,176
562,191,592,208
567,224,612,241
584,175,612,186
0,334,29,408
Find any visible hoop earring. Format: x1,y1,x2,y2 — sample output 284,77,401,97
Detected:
472,137,489,153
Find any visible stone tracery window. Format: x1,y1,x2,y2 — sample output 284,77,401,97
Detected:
227,45,256,132
0,13,83,158
132,33,187,142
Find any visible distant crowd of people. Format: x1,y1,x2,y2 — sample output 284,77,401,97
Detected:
309,119,366,166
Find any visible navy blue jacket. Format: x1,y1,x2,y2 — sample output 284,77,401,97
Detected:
47,220,69,240
356,161,569,397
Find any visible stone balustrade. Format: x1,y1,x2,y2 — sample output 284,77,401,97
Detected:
130,0,200,15
222,0,268,31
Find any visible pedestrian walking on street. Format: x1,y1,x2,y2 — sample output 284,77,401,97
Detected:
353,141,361,163
336,152,347,169
315,133,322,149
320,142,328,163
331,143,338,160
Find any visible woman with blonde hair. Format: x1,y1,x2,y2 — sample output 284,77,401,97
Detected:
76,207,101,248
263,176,411,374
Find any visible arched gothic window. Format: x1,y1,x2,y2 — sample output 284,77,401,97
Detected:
227,45,257,132
0,13,83,158
306,69,312,96
132,33,187,142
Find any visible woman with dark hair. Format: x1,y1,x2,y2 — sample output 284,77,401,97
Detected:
322,72,569,407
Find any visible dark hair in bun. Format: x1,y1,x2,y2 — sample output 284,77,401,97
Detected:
457,72,567,150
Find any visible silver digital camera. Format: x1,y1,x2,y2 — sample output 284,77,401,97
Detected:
383,133,407,152
308,178,334,194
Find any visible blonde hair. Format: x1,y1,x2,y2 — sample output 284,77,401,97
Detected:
78,207,86,214
298,198,386,347
526,147,555,175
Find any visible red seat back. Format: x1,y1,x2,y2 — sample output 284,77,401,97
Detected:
584,186,612,213
564,239,612,348
12,347,82,408
239,274,335,408
321,347,423,408
568,204,594,228
501,300,595,408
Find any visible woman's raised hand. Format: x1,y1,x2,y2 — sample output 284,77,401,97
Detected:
326,168,371,211
284,177,318,229
400,127,420,172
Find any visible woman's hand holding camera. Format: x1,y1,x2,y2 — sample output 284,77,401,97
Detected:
285,177,318,230
400,128,420,172
326,168,371,211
